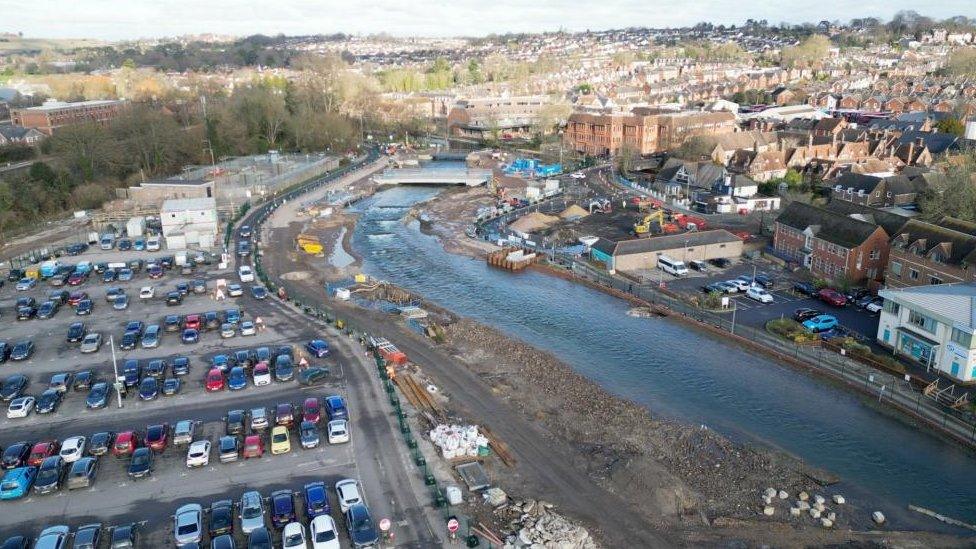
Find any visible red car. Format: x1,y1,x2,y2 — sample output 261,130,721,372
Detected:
67,272,87,286
242,435,264,459
112,431,141,458
302,397,321,424
205,368,225,392
27,441,60,467
818,288,847,307
146,423,169,452
68,291,89,306
184,314,202,330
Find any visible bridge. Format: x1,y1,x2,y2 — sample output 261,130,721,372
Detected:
373,167,492,187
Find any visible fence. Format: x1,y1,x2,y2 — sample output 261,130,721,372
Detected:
555,256,976,448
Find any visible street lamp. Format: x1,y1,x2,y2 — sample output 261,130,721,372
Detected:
109,335,123,408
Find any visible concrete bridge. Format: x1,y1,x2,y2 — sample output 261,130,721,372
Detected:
373,167,492,187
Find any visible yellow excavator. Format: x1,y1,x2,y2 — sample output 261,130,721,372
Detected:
296,233,324,255
633,210,679,235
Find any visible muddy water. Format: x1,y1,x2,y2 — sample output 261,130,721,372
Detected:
350,185,976,527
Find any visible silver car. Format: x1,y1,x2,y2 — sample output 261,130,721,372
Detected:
249,407,269,431
174,503,203,547
80,333,102,354
34,525,70,549
240,490,266,534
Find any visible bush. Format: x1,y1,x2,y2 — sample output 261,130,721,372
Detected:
767,318,802,337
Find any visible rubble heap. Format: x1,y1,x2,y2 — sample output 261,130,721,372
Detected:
503,499,597,549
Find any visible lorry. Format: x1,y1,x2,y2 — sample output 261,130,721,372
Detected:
126,216,146,238
40,260,62,279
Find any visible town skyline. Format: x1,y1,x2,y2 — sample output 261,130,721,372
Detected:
5,1,976,41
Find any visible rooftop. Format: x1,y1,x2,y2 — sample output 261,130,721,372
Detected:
18,99,123,112
596,229,742,257
161,197,217,213
880,282,976,330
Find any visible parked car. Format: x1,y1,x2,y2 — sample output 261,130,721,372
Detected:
792,281,818,296
186,440,211,468
753,274,775,288
225,409,246,435
208,499,234,538
6,397,35,419
281,523,307,549
251,286,268,300
0,466,36,500
172,356,191,376
865,297,885,313
793,308,823,323
138,377,159,400
242,435,264,459
33,456,65,494
303,481,331,518
227,367,248,391
10,340,35,361
162,377,182,396
275,403,295,426
324,395,348,422
249,407,269,431
309,515,340,549
73,369,95,391
67,322,87,343
253,362,272,386
36,389,63,414
305,339,330,358
327,420,349,445
182,329,200,344
708,258,732,269
80,333,103,354
335,479,362,512
173,503,203,547
270,490,297,529
802,314,839,333
344,503,379,548
298,367,330,386
146,423,169,452
66,457,98,490
173,420,196,446
300,421,319,449
110,523,138,548
745,286,774,303
688,260,708,272
1,442,31,469
206,369,225,392
164,314,183,333
128,447,153,479
239,491,266,534
59,436,86,463
76,299,94,315
818,288,847,307
271,426,291,455
218,436,239,463
74,523,102,549
0,375,29,401
112,431,141,458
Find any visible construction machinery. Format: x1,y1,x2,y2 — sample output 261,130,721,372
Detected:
632,196,664,212
674,213,708,231
633,210,679,235
295,233,324,255
588,198,612,214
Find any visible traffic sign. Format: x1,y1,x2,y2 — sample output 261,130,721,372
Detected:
379,518,391,532
447,517,460,533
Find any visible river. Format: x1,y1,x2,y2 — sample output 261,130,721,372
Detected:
350,185,976,527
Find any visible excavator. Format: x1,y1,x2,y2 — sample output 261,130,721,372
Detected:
633,210,679,235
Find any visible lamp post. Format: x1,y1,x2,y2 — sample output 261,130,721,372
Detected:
109,335,123,409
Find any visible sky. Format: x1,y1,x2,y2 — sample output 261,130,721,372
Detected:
3,0,976,41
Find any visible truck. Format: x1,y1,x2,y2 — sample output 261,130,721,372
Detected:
126,216,146,238
87,232,100,245
175,252,188,267
40,260,62,279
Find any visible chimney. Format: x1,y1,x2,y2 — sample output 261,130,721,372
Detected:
808,133,813,147
906,141,915,162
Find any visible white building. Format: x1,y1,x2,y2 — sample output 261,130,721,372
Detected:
160,197,219,250
877,283,976,383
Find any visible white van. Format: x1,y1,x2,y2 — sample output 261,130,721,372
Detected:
657,255,689,276
99,233,115,250
238,265,255,282
146,236,161,251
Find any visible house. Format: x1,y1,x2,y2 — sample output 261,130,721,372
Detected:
828,172,933,209
654,158,726,197
564,108,736,156
876,283,976,383
712,173,759,198
160,197,219,250
729,149,788,182
0,124,44,146
590,230,743,273
771,87,796,105
885,217,976,288
773,201,889,282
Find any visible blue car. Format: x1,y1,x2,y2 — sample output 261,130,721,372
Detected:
102,269,117,283
303,481,331,518
305,339,330,358
117,268,134,281
325,395,348,421
211,354,231,373
251,286,268,300
133,239,145,251
224,309,241,325
0,466,37,500
123,360,141,387
181,329,199,344
803,314,839,333
227,367,247,391
138,377,158,400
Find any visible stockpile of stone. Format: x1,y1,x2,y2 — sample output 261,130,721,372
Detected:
762,487,850,529
429,424,488,460
503,499,597,549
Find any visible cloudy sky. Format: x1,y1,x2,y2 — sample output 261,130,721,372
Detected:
4,0,975,40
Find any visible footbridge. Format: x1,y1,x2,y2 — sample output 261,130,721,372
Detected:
373,167,492,187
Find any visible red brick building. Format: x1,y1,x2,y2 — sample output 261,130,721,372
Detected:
773,201,890,283
11,99,125,136
564,108,736,157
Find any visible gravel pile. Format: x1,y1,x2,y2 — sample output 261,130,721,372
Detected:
502,499,597,549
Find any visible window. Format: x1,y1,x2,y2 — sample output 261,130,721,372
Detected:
908,309,938,333
909,269,919,280
883,300,900,315
869,249,880,260
930,276,943,285
951,328,973,349
890,261,902,276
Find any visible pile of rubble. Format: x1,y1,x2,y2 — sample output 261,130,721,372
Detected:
503,499,597,549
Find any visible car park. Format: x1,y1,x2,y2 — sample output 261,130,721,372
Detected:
66,457,98,489
186,440,211,467
128,448,153,479
803,314,839,333
327,420,349,444
344,503,379,548
174,503,203,547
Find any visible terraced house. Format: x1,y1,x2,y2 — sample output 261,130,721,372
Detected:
885,218,976,288
773,201,889,283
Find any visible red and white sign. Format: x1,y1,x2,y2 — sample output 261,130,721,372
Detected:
446,517,460,533
379,518,391,532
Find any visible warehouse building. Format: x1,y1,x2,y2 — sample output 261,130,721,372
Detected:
160,197,219,250
590,229,743,272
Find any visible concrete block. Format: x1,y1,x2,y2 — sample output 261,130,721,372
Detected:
832,494,845,505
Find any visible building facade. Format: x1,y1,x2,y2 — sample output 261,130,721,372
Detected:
160,197,219,250
564,108,736,157
885,218,976,288
446,96,550,140
591,230,743,272
773,201,889,283
11,99,125,135
877,283,976,383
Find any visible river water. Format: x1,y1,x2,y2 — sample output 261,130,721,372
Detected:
350,185,976,526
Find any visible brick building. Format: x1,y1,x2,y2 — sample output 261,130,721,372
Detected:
885,217,976,288
446,95,550,140
563,108,736,157
125,178,215,207
773,201,890,283
11,99,125,136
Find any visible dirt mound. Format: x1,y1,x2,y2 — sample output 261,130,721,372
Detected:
280,271,314,280
559,204,590,219
509,212,559,235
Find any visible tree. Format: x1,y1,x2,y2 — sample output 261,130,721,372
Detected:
672,136,714,160
946,47,976,77
616,142,638,176
935,118,965,137
780,35,830,68
918,153,976,222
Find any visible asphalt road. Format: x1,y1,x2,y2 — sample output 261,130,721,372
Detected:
0,234,435,547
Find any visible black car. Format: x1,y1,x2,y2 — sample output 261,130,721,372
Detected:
127,448,153,479
110,523,138,548
1,442,31,469
700,282,724,294
203,311,220,330
234,350,253,368
124,321,145,336
73,369,95,391
15,306,36,321
7,269,24,282
270,490,297,529
36,388,63,414
212,535,234,549
708,257,732,268
33,455,65,494
89,432,115,456
67,322,87,343
15,296,36,309
10,341,35,361
145,359,167,378
175,282,189,296
166,291,183,306
48,290,70,305
191,279,207,294
36,301,59,319
73,524,102,549
209,499,234,537
172,356,190,376
123,360,141,388
298,367,329,386
274,355,294,382
254,347,271,364
102,269,117,283
164,314,183,332
793,308,823,322
118,239,132,251
753,274,775,288
87,382,110,409
793,281,818,296
76,299,94,315
0,343,9,363
0,375,28,401
225,409,246,435
119,332,138,350
246,527,271,549
162,377,181,396
138,377,158,401
846,287,871,304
